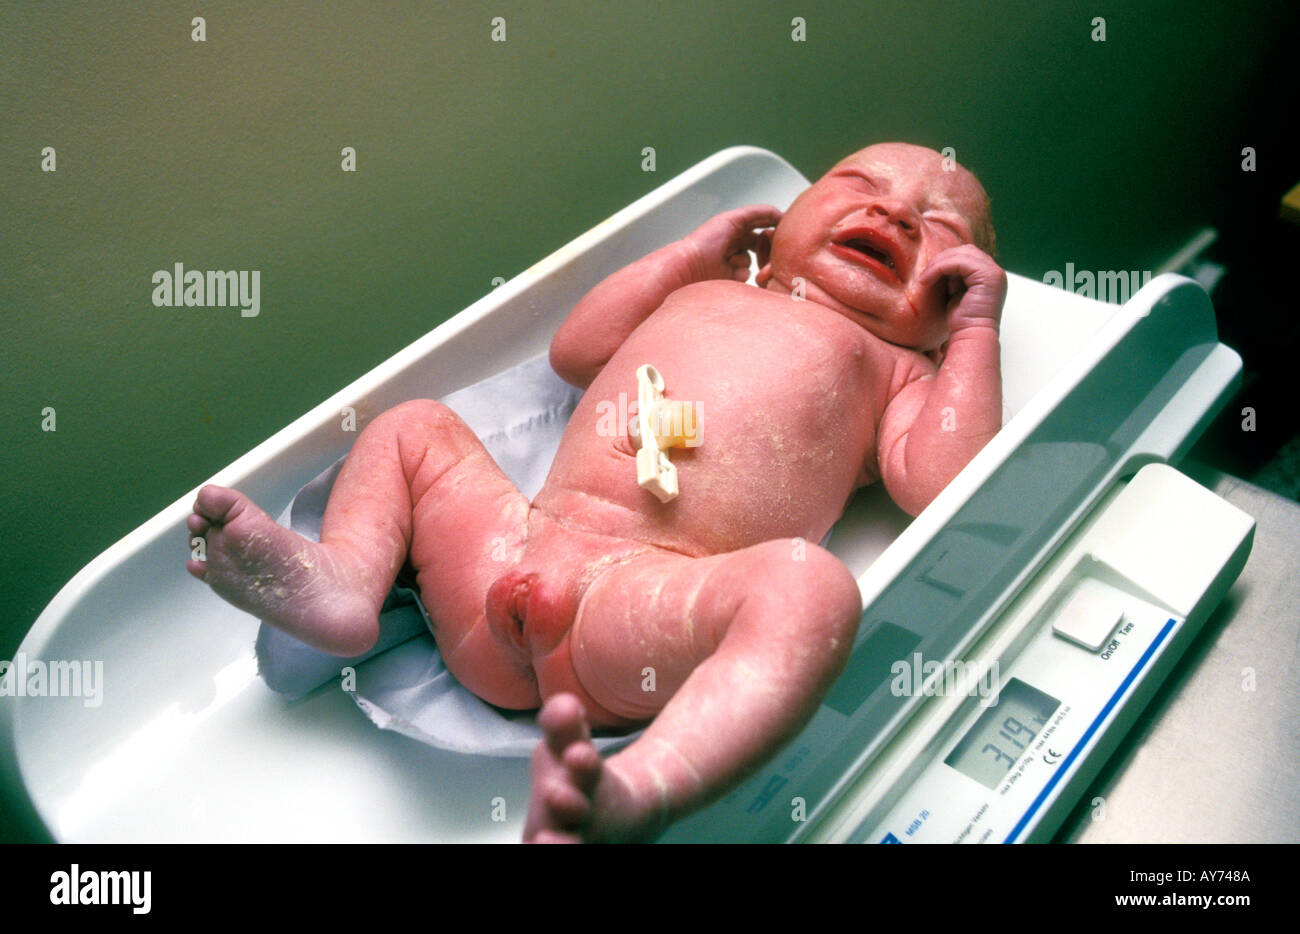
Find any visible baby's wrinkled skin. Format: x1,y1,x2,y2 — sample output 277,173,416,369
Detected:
186,143,1006,843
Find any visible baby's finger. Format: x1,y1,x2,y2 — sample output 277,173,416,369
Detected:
733,203,783,232
917,251,970,290
920,244,1002,289
754,228,774,267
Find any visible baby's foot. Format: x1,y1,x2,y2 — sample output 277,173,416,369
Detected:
523,694,662,843
186,484,379,656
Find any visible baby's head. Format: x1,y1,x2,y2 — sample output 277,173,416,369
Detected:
759,142,995,351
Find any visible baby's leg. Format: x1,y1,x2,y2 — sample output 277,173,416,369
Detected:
188,399,528,663
523,539,862,843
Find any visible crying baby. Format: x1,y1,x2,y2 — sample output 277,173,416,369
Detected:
186,142,1006,842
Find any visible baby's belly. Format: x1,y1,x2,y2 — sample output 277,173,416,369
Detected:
535,296,883,555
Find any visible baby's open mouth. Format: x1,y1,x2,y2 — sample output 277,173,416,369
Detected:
830,230,904,280
841,238,895,269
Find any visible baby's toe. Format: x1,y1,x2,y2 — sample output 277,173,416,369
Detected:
193,484,246,524
529,829,581,845
543,779,592,826
563,742,603,793
539,693,589,751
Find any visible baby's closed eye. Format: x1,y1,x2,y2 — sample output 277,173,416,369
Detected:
924,213,970,242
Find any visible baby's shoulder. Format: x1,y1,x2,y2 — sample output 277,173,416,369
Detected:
664,278,774,307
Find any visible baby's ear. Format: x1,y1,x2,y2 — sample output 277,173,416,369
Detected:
755,262,773,287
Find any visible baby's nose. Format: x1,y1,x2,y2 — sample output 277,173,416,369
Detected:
870,199,918,231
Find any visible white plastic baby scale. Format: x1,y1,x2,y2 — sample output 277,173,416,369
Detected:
0,147,1250,843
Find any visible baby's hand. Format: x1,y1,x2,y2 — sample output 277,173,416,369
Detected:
682,204,782,283
915,244,1007,334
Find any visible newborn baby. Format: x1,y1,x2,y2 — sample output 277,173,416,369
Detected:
186,142,1005,843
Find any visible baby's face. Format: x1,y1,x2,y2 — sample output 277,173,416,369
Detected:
764,143,991,351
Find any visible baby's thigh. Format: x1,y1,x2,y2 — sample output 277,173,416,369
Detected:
565,539,861,723
387,400,530,591
565,550,738,722
381,401,536,705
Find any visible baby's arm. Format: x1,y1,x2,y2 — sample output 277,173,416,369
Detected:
877,245,1007,516
549,205,780,388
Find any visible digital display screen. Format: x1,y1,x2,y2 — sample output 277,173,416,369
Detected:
944,678,1061,790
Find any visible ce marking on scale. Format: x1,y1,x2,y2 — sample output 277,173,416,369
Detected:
1043,748,1063,765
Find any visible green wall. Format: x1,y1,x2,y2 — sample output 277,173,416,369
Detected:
1,0,1293,840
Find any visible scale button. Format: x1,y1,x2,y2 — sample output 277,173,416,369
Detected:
1051,580,1125,651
